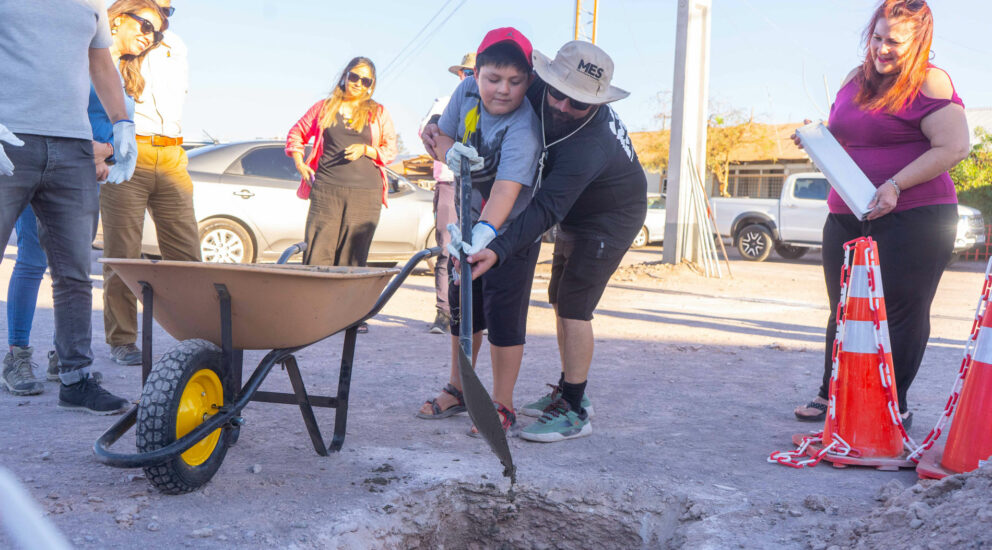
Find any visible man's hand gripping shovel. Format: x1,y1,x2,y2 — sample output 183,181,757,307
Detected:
454,158,516,484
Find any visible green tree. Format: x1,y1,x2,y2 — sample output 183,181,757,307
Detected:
951,127,992,220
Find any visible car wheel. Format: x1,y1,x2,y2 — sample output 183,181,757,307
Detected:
631,226,648,248
199,219,254,264
775,244,809,260
736,224,773,262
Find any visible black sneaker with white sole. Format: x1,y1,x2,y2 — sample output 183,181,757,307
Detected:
58,375,129,415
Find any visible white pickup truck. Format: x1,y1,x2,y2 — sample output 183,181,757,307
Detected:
710,172,986,261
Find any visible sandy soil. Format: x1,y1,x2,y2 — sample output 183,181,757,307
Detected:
0,243,989,548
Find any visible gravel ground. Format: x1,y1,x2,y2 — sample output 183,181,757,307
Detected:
0,243,988,549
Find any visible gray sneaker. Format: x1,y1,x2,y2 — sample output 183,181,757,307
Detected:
2,346,44,396
428,310,451,334
47,350,60,381
110,343,142,366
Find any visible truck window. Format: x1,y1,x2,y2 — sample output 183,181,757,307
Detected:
793,178,829,201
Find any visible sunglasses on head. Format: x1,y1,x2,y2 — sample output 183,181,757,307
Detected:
346,71,374,88
160,6,175,17
124,13,163,43
547,85,592,111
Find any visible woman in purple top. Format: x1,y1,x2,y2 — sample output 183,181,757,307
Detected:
793,0,970,427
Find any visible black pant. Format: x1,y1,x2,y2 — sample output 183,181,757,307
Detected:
818,204,958,412
304,185,381,266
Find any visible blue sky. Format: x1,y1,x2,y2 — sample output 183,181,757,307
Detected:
171,0,992,153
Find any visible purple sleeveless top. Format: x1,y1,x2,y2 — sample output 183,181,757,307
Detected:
826,69,964,215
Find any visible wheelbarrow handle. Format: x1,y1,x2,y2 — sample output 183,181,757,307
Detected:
355,246,441,327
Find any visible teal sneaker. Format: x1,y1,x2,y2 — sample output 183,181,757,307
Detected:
520,384,594,418
520,398,592,443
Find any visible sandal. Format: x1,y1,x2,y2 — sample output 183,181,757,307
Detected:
357,322,369,334
469,401,516,438
795,400,828,422
415,383,466,419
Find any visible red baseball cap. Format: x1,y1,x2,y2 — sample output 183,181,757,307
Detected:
476,27,533,67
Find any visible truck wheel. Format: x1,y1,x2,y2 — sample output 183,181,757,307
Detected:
775,244,809,260
736,224,773,262
136,339,232,494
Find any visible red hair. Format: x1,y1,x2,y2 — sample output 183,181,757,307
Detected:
854,0,933,114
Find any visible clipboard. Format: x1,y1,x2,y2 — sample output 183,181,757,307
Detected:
795,122,876,220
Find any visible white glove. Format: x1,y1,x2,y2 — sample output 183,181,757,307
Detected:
106,120,137,184
462,222,497,255
0,123,25,176
445,142,484,174
446,223,464,257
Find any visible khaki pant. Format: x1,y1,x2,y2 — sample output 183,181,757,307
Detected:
101,142,200,346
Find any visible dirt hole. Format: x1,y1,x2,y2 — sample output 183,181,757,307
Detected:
387,482,690,549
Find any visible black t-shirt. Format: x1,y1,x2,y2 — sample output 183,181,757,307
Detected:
314,113,378,189
488,79,648,262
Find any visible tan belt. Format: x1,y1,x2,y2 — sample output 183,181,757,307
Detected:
137,134,183,147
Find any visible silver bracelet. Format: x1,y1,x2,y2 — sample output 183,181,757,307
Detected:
886,178,900,197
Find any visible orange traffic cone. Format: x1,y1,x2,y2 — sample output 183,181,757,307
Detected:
785,238,915,470
916,293,992,479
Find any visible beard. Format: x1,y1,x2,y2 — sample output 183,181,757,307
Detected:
543,102,589,140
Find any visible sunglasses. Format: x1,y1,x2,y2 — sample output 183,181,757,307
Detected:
460,68,474,77
346,71,374,88
547,85,592,111
160,6,175,17
124,13,164,43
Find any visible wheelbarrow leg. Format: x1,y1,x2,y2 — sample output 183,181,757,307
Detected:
328,326,358,452
282,355,328,456
140,281,154,384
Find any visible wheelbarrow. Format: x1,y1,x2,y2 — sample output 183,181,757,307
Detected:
93,245,439,494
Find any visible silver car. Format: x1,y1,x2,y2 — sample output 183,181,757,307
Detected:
95,141,437,265
631,193,666,248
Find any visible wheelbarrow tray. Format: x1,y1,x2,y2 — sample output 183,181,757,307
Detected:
100,259,399,350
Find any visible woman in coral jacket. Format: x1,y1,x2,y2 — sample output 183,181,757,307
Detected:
286,56,397,270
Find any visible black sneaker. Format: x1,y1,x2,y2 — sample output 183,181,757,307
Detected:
428,310,451,334
58,375,129,415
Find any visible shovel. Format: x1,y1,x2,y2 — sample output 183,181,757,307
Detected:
456,160,516,483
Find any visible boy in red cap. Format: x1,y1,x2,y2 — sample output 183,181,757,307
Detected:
416,27,541,436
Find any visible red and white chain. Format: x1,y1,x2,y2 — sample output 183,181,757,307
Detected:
905,255,992,462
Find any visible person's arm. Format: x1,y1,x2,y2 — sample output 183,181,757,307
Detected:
367,106,398,165
479,181,523,230
286,101,323,181
89,48,128,123
865,69,970,220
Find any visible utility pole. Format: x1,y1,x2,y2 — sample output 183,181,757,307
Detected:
663,0,712,265
574,0,599,43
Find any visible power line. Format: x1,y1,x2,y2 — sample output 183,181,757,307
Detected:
381,0,467,85
381,0,457,77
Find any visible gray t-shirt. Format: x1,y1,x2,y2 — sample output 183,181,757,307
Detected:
0,0,113,140
437,77,541,229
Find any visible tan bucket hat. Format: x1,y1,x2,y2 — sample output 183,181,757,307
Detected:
532,40,629,105
448,52,477,76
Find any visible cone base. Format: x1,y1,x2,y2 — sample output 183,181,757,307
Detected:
916,441,958,480
791,433,915,471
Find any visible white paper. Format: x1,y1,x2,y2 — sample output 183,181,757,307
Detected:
796,122,876,220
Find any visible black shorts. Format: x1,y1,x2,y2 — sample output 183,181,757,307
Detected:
449,240,540,347
548,237,628,321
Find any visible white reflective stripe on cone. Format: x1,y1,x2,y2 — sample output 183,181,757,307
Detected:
841,319,892,354
847,265,885,299
972,326,992,364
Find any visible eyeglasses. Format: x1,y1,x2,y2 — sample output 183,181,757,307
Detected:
346,72,374,88
160,6,175,17
547,85,592,111
124,13,164,43
460,68,474,77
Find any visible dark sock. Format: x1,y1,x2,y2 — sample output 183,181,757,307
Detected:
561,380,587,415
556,372,565,392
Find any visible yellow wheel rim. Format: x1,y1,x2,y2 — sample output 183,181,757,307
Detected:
176,368,224,466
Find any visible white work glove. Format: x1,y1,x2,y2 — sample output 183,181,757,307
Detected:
462,222,497,255
106,120,137,184
446,223,464,258
445,142,484,174
0,123,25,176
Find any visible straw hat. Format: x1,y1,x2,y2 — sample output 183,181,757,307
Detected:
532,40,629,105
448,52,477,76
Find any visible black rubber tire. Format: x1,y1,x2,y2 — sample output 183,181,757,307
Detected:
736,224,774,262
136,339,231,494
631,226,649,248
198,218,255,264
775,244,809,260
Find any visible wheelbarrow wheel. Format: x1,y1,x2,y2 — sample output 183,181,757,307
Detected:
136,339,232,494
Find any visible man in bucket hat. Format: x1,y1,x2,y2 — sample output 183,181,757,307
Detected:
423,40,647,442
